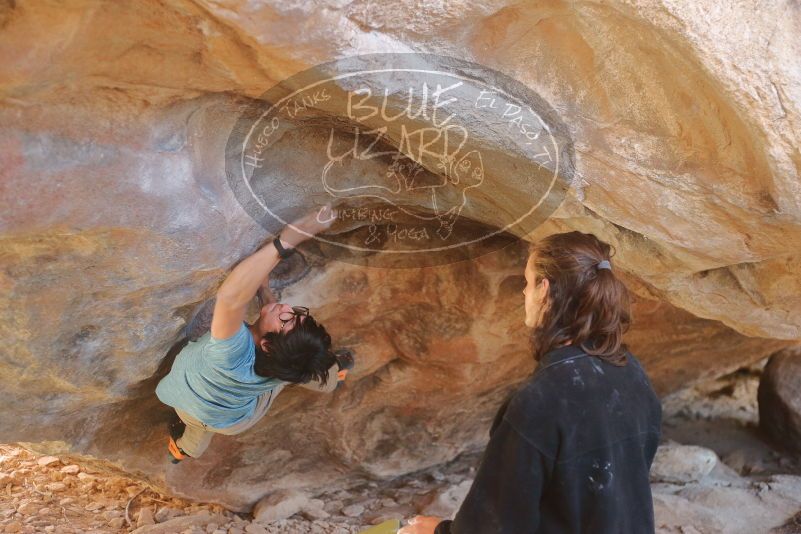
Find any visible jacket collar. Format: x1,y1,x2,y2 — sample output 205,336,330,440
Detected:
539,344,588,369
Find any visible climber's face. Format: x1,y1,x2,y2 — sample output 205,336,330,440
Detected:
257,302,300,335
523,253,550,328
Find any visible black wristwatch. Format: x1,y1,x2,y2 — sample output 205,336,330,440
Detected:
273,237,295,259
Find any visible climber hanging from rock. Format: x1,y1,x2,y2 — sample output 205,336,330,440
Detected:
156,205,354,463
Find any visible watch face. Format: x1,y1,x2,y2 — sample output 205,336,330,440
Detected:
274,238,290,258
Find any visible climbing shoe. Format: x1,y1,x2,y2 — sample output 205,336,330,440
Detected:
167,413,189,464
168,437,189,464
334,349,355,390
335,349,355,382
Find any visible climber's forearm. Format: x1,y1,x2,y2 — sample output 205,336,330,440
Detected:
216,205,336,309
216,243,281,309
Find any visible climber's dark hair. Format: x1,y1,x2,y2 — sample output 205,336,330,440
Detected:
254,314,336,385
528,231,631,366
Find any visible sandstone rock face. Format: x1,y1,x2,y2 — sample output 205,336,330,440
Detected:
418,480,472,518
653,472,801,534
2,0,801,510
650,443,718,484
252,490,312,523
759,347,801,454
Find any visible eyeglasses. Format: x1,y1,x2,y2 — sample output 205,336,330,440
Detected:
278,306,309,331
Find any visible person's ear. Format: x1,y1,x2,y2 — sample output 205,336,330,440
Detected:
538,277,549,302
260,338,270,352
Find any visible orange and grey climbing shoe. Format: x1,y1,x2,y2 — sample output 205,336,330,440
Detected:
168,437,188,464
167,413,189,464
334,349,355,386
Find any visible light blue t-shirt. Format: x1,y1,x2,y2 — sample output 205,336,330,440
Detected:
156,322,284,429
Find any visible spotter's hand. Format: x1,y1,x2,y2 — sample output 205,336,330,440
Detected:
398,516,442,534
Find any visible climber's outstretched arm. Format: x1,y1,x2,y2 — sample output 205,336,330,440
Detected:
211,245,281,340
210,205,336,340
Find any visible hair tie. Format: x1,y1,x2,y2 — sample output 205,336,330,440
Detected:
596,260,612,271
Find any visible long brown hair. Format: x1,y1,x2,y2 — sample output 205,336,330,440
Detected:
528,231,631,365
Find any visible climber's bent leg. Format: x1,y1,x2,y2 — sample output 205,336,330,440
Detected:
173,409,214,458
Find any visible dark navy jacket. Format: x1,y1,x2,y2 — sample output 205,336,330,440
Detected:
436,345,662,534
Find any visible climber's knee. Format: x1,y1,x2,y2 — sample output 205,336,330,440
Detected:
175,425,213,458
170,409,214,459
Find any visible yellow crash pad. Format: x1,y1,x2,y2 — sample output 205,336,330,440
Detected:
358,519,401,534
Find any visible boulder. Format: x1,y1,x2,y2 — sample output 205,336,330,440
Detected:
341,504,365,518
136,506,156,528
653,452,801,533
650,443,718,484
153,506,184,523
418,480,473,518
252,490,311,523
244,524,269,534
131,512,221,534
759,348,801,454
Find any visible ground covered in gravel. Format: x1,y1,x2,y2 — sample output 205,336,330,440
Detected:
3,362,801,533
